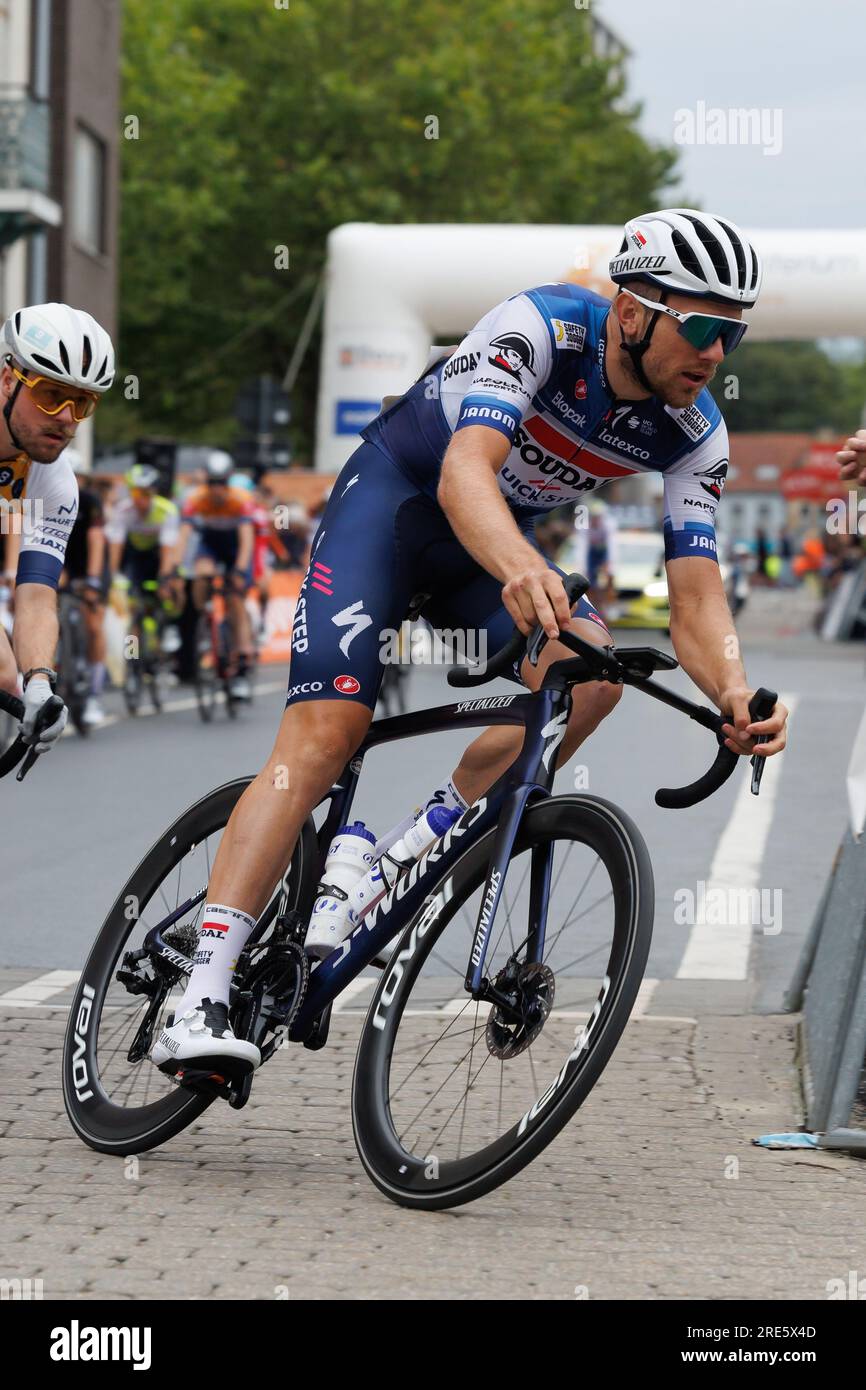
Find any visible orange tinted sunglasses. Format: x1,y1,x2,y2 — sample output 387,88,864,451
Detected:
11,366,100,421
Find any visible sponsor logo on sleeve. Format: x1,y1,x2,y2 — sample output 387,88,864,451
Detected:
695,459,728,501
551,318,587,352
334,674,361,694
442,351,481,382
487,332,536,383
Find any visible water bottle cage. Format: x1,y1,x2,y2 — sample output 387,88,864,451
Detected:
378,848,415,889
314,881,348,902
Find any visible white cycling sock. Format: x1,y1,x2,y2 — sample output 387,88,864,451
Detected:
174,902,257,1018
373,777,469,858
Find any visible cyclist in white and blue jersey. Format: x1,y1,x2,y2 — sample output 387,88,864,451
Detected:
153,208,790,1075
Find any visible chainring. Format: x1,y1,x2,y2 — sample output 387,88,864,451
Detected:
485,961,556,1060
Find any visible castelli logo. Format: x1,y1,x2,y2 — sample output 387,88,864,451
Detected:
334,674,361,694
574,379,587,400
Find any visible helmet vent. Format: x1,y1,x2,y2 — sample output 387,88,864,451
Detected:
31,352,61,374
58,340,71,372
82,335,92,374
670,229,706,283
715,218,748,290
681,215,732,286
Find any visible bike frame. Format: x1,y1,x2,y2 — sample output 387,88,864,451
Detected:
142,678,574,1042
290,682,570,1037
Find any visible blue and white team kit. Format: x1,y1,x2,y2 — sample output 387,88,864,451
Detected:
286,281,730,710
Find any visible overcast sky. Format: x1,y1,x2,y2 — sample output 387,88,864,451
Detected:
600,0,866,231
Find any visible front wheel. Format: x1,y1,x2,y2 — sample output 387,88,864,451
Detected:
352,795,654,1210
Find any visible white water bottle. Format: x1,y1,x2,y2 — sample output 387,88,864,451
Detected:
305,822,377,959
346,804,461,924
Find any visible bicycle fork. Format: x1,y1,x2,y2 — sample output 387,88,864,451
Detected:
463,685,571,1000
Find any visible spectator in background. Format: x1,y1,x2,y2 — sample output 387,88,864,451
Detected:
778,528,795,588
586,500,617,618
754,526,771,583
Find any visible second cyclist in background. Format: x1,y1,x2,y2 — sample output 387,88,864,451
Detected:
178,451,255,702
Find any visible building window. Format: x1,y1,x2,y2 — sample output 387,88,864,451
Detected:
73,125,106,256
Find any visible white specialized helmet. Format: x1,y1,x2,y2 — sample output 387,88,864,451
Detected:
609,209,762,308
2,302,115,391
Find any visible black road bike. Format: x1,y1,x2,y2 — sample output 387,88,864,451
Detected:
56,585,93,736
62,575,776,1209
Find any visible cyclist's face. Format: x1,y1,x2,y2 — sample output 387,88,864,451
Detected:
207,481,228,501
621,292,743,409
131,488,154,514
0,361,79,462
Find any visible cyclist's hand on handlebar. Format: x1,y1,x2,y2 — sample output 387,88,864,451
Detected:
837,429,866,486
22,678,67,753
719,685,788,757
228,568,249,594
501,563,572,639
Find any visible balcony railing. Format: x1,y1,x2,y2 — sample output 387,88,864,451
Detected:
0,85,51,194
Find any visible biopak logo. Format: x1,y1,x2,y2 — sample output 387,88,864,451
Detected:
674,101,783,157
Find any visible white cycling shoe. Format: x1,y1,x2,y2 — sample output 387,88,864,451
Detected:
151,998,261,1078
229,674,251,701
82,697,105,726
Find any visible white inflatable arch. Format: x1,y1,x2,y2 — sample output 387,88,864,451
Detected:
314,222,866,472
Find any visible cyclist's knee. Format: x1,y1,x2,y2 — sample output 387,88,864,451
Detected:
268,700,371,784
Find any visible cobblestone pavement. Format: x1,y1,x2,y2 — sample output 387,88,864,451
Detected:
1,969,864,1301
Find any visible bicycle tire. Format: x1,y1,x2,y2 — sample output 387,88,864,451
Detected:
62,777,319,1154
351,794,654,1210
194,611,217,723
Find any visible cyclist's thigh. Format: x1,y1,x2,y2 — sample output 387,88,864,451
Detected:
422,540,611,686
286,441,423,712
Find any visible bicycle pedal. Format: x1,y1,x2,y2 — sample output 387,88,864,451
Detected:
165,1064,233,1101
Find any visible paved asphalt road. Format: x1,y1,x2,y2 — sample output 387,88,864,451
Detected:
2,590,866,1301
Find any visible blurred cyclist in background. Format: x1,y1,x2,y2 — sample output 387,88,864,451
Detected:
178,451,255,700
59,446,107,726
106,463,181,602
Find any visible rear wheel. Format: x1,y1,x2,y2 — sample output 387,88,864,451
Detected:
352,795,654,1209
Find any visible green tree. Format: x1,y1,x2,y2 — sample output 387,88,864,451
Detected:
713,341,866,434
102,0,678,457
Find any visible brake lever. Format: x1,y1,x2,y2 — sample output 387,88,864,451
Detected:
526,572,591,668
15,693,66,782
746,687,778,795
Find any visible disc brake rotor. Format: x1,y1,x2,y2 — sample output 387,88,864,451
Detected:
485,961,555,1059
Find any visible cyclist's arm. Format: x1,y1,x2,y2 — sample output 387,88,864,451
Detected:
175,519,194,571
86,521,105,586
158,507,182,577
108,539,124,576
438,427,570,639
666,556,742,709
12,582,59,675
235,518,254,574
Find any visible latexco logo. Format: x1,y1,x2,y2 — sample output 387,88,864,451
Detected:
50,1320,152,1370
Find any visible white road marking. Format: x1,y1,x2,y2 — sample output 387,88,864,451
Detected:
676,693,796,981
0,969,80,1007
63,679,289,735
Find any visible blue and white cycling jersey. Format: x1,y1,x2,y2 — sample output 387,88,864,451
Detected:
362,282,729,564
